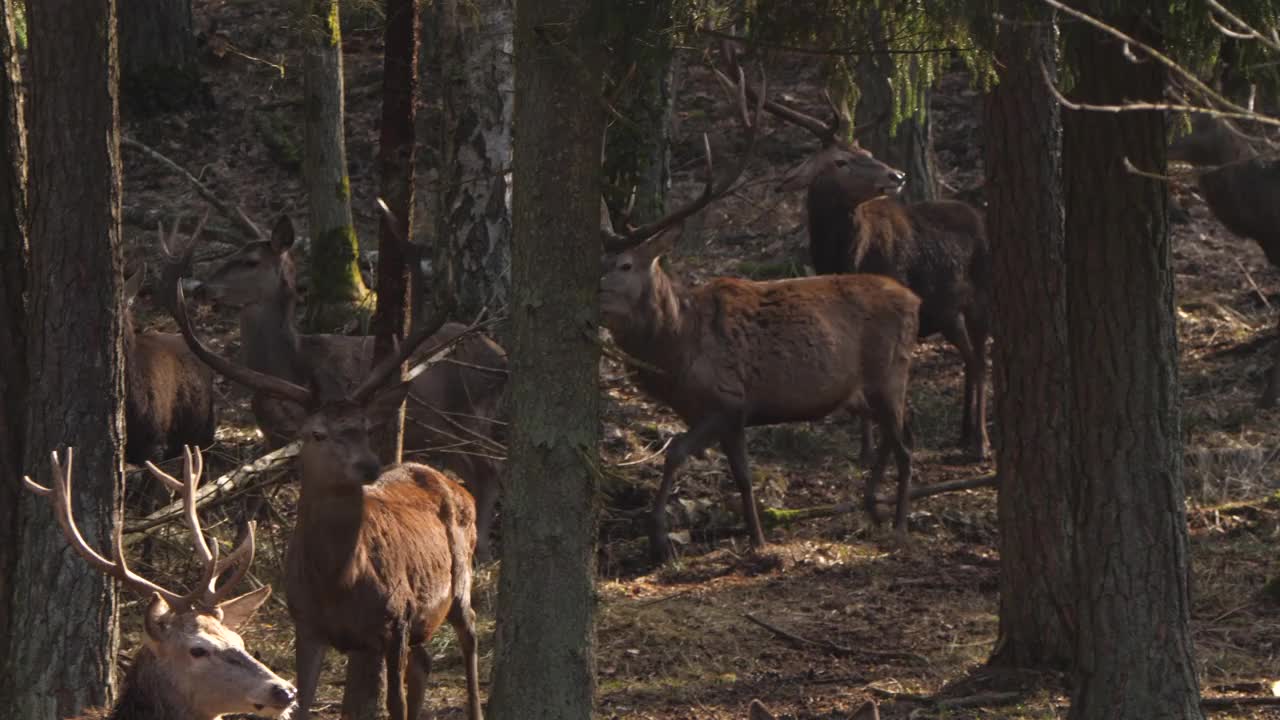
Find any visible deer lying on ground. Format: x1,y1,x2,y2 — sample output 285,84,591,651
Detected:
1169,113,1280,406
601,68,920,562
169,285,484,720
165,213,508,561
22,445,296,720
719,48,991,461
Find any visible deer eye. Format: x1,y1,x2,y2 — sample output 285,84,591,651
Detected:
619,261,633,272
189,647,209,659
311,430,327,441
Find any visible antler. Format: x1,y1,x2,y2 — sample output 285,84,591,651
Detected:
602,60,765,253
349,302,453,404
717,40,843,144
171,281,315,407
156,210,210,268
23,446,256,611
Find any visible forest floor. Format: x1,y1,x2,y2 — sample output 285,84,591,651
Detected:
108,2,1280,718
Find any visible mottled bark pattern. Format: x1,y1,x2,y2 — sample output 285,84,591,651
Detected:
302,0,368,328
0,0,26,677
436,0,514,323
1063,7,1202,719
6,0,125,716
489,1,604,719
983,5,1074,670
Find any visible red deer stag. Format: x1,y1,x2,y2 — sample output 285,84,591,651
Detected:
601,68,920,562
168,285,483,720
22,446,296,720
1169,113,1280,406
719,48,991,460
163,213,508,561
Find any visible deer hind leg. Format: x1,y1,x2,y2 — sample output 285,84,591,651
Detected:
939,313,986,460
468,458,500,564
651,416,727,563
854,414,875,466
406,644,432,720
448,603,484,720
721,426,767,550
965,307,991,461
384,620,410,720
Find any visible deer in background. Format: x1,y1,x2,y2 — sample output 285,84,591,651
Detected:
1169,113,1280,406
163,213,508,561
22,445,296,720
601,67,920,562
169,285,484,720
719,46,992,461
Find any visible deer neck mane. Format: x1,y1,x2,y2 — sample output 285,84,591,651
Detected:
611,266,692,375
238,290,306,385
294,482,368,579
108,646,201,720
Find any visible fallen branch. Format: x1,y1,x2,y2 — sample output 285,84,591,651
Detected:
1202,695,1280,710
122,136,266,242
744,612,928,665
761,474,997,526
865,686,1025,710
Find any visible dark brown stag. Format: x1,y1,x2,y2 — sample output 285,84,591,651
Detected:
1169,113,1280,406
22,446,296,720
163,213,508,561
601,67,920,562
169,285,484,720
719,48,992,460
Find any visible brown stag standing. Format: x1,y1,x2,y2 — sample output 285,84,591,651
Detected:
601,68,920,562
719,47,992,461
161,212,508,561
168,284,484,720
21,446,296,720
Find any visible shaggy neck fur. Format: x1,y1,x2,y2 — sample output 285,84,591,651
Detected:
108,647,199,720
806,178,857,275
610,266,692,382
239,288,306,384
295,484,366,583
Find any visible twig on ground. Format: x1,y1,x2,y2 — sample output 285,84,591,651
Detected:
866,686,1025,710
744,612,928,664
1234,257,1273,311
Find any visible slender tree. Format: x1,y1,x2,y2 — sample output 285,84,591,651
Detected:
490,1,605,718
982,2,1074,670
1061,4,1201,718
5,0,127,715
118,0,199,113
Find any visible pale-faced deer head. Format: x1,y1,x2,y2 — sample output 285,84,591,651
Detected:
22,447,296,719
181,216,299,308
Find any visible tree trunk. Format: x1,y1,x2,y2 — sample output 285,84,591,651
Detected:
983,4,1075,671
370,0,418,465
601,0,673,225
852,9,936,203
5,0,125,716
489,1,604,719
117,0,199,114
1062,7,1202,719
301,0,369,331
434,0,514,325
0,0,27,685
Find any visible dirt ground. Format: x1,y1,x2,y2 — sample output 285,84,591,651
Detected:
107,3,1280,718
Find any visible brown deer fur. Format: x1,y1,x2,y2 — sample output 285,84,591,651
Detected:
1169,114,1280,406
601,229,920,562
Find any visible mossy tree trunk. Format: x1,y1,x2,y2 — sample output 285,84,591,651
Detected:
1062,5,1201,719
602,0,674,226
0,0,26,686
434,0,514,326
118,0,200,114
983,2,1075,671
5,0,126,715
489,0,605,718
301,0,369,332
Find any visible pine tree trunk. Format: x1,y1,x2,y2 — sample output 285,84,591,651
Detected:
983,4,1074,670
370,0,418,464
602,0,673,224
5,1,125,716
0,0,27,682
117,0,199,114
435,0,514,324
489,1,604,718
1063,7,1202,719
301,0,369,331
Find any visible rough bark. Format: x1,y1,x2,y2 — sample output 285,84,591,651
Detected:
5,0,125,716
1062,6,1202,719
117,0,200,114
371,0,418,464
489,1,604,718
435,0,514,325
601,0,673,225
0,0,26,681
301,0,369,331
983,4,1075,670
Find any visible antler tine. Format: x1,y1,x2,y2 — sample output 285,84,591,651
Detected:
820,88,845,136
349,303,454,404
24,448,187,606
171,283,315,406
718,40,837,144
207,521,257,606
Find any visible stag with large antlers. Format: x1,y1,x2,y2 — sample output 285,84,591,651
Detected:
160,211,508,561
601,67,921,562
169,284,484,720
22,446,296,720
719,45,992,461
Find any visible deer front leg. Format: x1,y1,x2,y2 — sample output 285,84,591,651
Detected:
293,627,327,720
651,415,727,563
722,427,767,549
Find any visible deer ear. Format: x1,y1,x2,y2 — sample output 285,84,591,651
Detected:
144,593,174,641
850,700,880,720
217,585,272,631
123,265,145,302
270,216,296,253
748,699,776,720
639,226,681,262
368,381,412,422
778,153,824,192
